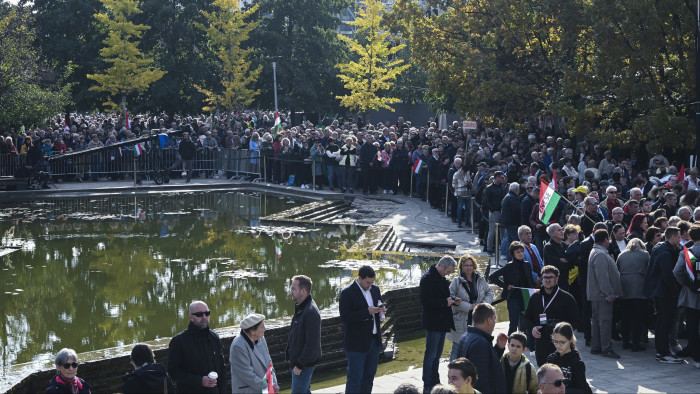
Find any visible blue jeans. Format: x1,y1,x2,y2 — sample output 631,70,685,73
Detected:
456,196,471,225
507,296,524,335
327,165,340,189
345,338,380,394
291,365,316,394
422,330,446,392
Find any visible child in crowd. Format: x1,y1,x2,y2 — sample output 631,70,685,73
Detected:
546,322,591,394
447,357,480,394
499,331,538,394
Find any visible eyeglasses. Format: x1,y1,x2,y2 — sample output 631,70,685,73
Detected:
544,379,565,387
191,311,211,317
542,276,557,280
62,362,79,369
552,339,568,346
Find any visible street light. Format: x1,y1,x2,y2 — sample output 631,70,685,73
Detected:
270,56,282,114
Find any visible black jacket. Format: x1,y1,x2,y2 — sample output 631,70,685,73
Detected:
286,295,322,370
544,240,569,291
546,350,590,394
524,285,580,336
500,191,521,228
178,138,196,160
420,264,456,332
456,326,506,394
643,241,681,299
483,182,507,212
339,280,382,352
122,363,175,393
489,258,535,301
358,142,378,166
521,194,538,226
46,375,91,394
167,321,226,393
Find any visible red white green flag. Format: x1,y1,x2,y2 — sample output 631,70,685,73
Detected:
516,287,539,311
272,113,282,138
539,180,561,223
273,237,282,260
262,361,274,393
683,245,696,282
413,158,425,174
133,143,145,156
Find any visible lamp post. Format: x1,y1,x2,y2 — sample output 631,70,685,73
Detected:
272,61,278,114
695,0,700,167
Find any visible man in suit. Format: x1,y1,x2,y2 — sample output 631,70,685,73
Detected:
339,265,386,393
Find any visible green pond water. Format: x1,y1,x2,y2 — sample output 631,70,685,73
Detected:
0,191,451,381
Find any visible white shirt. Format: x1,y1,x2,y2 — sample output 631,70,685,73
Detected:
356,279,377,334
616,240,626,253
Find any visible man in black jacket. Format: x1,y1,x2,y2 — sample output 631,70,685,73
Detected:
524,265,580,366
359,134,379,194
543,223,570,291
168,132,197,183
123,344,175,393
167,301,226,393
286,275,322,393
500,182,522,259
339,265,385,393
420,256,458,393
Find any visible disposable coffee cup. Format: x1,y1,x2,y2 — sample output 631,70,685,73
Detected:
208,372,218,380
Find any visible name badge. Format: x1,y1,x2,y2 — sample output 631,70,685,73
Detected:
539,313,547,325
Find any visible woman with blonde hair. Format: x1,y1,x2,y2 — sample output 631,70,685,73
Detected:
447,255,494,360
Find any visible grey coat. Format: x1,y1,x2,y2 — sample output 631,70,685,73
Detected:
447,272,495,343
229,334,277,394
587,244,622,301
673,244,700,309
617,249,649,299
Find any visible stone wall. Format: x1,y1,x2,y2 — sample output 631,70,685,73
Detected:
8,286,422,393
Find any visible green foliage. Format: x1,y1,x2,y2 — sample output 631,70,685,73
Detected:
249,0,351,114
0,6,71,131
194,0,262,113
87,0,166,112
335,0,410,120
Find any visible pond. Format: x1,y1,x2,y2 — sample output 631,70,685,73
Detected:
0,191,446,379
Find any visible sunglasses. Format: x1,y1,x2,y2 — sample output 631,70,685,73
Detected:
544,379,565,387
62,362,79,369
191,311,211,317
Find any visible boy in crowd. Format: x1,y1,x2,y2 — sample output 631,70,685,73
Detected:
447,357,479,394
499,331,538,394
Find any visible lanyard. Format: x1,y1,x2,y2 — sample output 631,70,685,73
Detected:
541,287,560,313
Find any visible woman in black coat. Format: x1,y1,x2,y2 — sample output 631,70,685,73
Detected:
123,344,174,394
489,241,536,335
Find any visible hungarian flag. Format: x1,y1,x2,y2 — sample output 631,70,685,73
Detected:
549,170,557,191
272,112,282,138
539,180,561,223
273,237,282,260
413,158,425,174
517,287,539,311
262,361,274,393
683,245,696,282
133,143,145,156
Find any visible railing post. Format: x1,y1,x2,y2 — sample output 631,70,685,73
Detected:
409,167,413,198
470,197,475,234
312,160,316,190
133,153,137,188
445,180,449,216
495,222,500,268
426,171,430,205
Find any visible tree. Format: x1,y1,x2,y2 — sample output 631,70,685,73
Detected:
0,5,70,131
335,0,409,123
87,0,166,115
249,0,351,116
194,0,261,113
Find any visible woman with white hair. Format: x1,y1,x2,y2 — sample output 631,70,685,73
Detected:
46,348,91,393
230,314,278,394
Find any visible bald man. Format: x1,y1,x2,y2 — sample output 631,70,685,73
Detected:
168,301,226,393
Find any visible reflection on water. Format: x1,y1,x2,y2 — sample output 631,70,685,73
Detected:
0,192,373,373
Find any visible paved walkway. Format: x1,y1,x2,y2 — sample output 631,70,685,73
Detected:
6,179,700,393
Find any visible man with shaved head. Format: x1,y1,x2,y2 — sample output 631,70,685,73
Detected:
168,301,226,393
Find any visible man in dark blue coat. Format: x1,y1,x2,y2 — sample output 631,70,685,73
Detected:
456,303,508,394
339,265,386,393
420,256,458,393
500,182,522,259
643,226,683,364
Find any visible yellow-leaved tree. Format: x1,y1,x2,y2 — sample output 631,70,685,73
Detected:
335,0,409,123
195,0,261,114
87,0,165,116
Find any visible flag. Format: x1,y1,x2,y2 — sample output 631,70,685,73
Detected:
549,170,557,191
273,237,282,259
684,246,696,282
678,165,685,183
125,111,131,130
517,287,539,311
133,143,145,156
262,361,274,394
539,180,561,223
412,158,425,174
136,208,144,220
272,112,282,138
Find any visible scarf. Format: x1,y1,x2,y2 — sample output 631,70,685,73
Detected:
56,373,83,394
